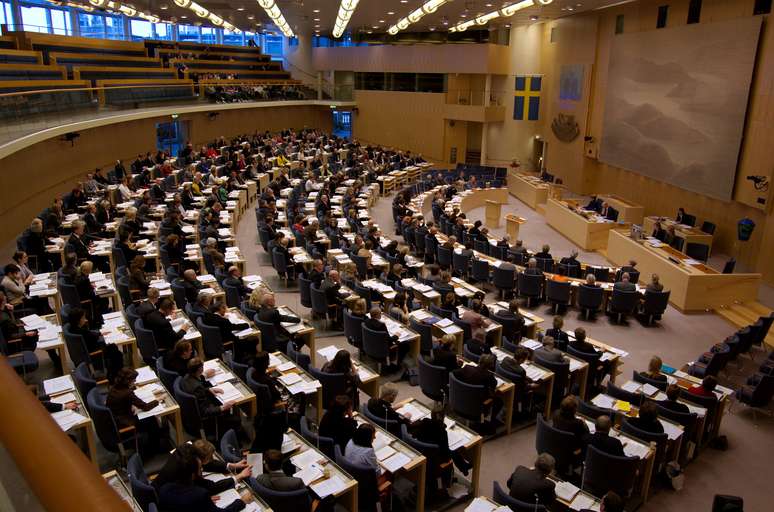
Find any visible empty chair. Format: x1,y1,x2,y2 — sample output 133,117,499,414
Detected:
361,323,395,371
127,454,157,512
307,365,347,409
272,248,295,286
471,259,490,284
223,350,249,382
418,355,448,402
448,372,489,424
170,282,187,309
567,345,603,397
286,340,311,371
735,373,774,419
409,316,433,356
535,257,554,273
578,284,604,320
592,267,610,283
582,445,640,499
73,362,98,400
452,251,471,278
607,290,640,323
640,290,670,325
492,481,547,512
700,221,716,235
671,237,685,252
220,428,242,463
688,345,730,379
517,272,543,307
298,275,313,309
223,282,241,309
493,265,517,299
155,357,179,392
343,308,365,350
532,355,569,409
300,415,335,459
535,414,577,476
685,243,710,262
196,317,228,360
310,283,334,327
545,279,571,314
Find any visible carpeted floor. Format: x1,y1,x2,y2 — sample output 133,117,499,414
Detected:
236,190,774,512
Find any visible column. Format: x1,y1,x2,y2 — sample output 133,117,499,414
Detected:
484,74,492,107
317,72,323,100
480,125,488,166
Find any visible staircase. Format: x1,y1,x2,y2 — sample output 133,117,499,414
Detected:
715,301,774,349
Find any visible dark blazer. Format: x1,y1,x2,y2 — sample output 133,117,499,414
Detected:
507,466,556,506
569,339,598,354
223,276,250,298
628,416,664,434
144,309,184,350
258,305,299,329
454,364,496,395
613,281,636,292
163,351,190,376
106,386,158,429
544,328,569,351
180,279,205,305
159,482,243,512
431,346,459,372
180,374,221,418
254,470,306,492
367,397,406,424
67,233,91,260
69,323,102,353
319,411,357,451
203,311,247,344
524,267,543,276
586,431,624,456
659,399,690,414
411,417,452,459
551,410,589,451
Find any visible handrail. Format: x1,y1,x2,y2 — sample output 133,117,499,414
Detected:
0,358,130,511
0,80,303,98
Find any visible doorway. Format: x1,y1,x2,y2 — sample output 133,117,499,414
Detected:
156,119,189,157
533,137,546,172
332,110,352,139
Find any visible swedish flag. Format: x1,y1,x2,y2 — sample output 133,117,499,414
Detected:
513,75,542,121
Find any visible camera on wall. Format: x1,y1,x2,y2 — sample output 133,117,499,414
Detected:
746,175,769,192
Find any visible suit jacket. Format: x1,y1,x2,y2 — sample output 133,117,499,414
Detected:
431,346,459,372
255,470,306,492
659,399,690,414
569,339,598,355
534,347,566,364
319,412,357,451
411,417,452,458
320,278,341,305
144,309,184,350
67,233,91,260
159,482,243,512
544,328,569,350
223,276,250,298
308,269,325,287
106,387,157,429
454,364,496,395
203,311,247,344
586,432,624,456
627,416,664,434
180,374,221,418
180,279,205,305
551,410,589,450
507,466,556,506
613,281,636,292
257,305,299,329
524,267,543,276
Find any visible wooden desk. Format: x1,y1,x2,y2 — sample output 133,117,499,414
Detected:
545,198,619,251
485,200,502,228
457,305,502,347
396,398,483,496
103,470,143,512
490,346,555,420
284,429,358,511
317,345,380,398
460,358,515,434
43,375,98,467
485,301,544,340
269,351,323,423
507,172,549,209
203,359,257,418
354,412,427,512
409,308,465,354
133,366,184,443
100,311,140,368
278,305,317,366
599,194,645,224
607,229,761,311
456,187,508,214
504,214,526,241
662,366,732,442
642,216,713,254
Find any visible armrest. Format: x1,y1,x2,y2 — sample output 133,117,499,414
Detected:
377,480,392,494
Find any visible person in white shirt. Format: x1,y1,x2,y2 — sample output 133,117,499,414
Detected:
344,423,381,475
117,176,133,202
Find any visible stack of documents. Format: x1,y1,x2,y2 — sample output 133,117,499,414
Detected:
213,382,242,403
52,409,87,431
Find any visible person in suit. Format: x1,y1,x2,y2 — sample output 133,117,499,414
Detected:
507,453,556,507
599,201,614,219
676,207,687,224
645,273,664,293
320,270,344,326
67,306,122,380
509,239,528,258
551,396,589,461
586,415,624,456
534,336,567,364
664,226,679,248
494,300,525,344
248,351,287,453
136,287,160,318
613,272,636,292
179,269,205,305
544,316,570,351
144,297,187,352
583,491,624,512
319,395,357,452
255,449,307,493
128,255,150,297
366,383,411,431
534,244,552,261
659,384,690,414
586,195,602,212
570,327,598,354
158,460,249,512
434,272,455,301
180,358,240,435
583,274,599,288
431,333,462,372
223,266,251,299
163,340,195,377
454,354,502,427
307,259,325,288
640,355,667,382
106,367,161,454
468,220,482,238
83,204,104,236
257,294,300,352
203,300,249,357
619,260,637,276
66,220,91,262
652,220,666,241
628,400,664,434
364,306,402,366
688,375,719,399
559,249,579,266
523,258,543,276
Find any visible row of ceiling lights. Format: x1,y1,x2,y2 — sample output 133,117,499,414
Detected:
449,0,554,32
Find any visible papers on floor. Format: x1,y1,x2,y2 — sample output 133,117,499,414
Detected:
44,375,74,396
213,382,243,403
294,463,324,486
310,475,347,498
555,480,580,502
381,451,411,473
569,492,599,511
52,409,87,431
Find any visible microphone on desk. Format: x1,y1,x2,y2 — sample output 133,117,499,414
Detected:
534,493,540,512
382,402,391,432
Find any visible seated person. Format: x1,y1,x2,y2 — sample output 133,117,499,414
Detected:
523,258,543,276
534,336,567,364
106,367,162,455
307,259,325,287
544,316,570,351
507,453,556,507
389,292,410,324
344,423,381,475
534,244,552,261
145,298,187,352
434,271,455,297
163,340,197,376
569,327,598,354
257,294,300,353
180,358,240,436
494,299,525,344
586,415,624,456
255,449,306,491
550,396,589,460
128,255,150,297
320,270,344,326
659,384,690,414
438,292,458,318
627,400,664,434
179,269,205,305
454,354,502,428
319,395,358,452
645,273,664,293
500,348,541,415
431,333,462,372
613,272,636,292
582,273,599,288
640,355,667,382
364,306,403,366
619,259,637,275
688,375,719,399
321,350,360,407
585,195,602,212
203,300,250,359
367,383,411,431
223,266,251,299
559,249,580,267
249,351,287,453
67,306,122,380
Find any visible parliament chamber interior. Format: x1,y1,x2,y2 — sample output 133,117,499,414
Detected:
1,1,774,512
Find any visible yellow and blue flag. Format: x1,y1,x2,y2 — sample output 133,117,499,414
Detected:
513,75,541,121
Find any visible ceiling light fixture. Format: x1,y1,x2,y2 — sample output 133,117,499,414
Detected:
169,1,239,31
388,0,450,35
85,0,163,23
449,0,552,32
254,0,294,36
333,0,360,38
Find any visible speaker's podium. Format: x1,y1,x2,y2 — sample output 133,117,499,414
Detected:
505,214,526,240
485,200,502,228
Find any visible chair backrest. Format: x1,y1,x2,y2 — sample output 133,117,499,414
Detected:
58,280,81,307
642,290,670,316
351,254,369,279
453,251,471,274
545,279,571,303
361,323,392,361
133,318,159,365
334,445,380,509
253,315,279,353
156,356,179,391
223,282,241,309
343,309,364,348
620,417,669,472
671,237,685,252
309,282,329,316
533,354,569,402
578,399,614,420
223,350,249,381
722,258,736,274
463,343,481,363
536,257,554,273
449,372,487,421
578,285,604,310
592,267,610,282
298,275,313,308
286,340,311,371
437,245,453,267
535,414,577,473
492,480,547,512
409,317,433,355
606,382,643,406
685,243,709,262
173,376,203,436
609,289,640,313
517,272,542,296
470,259,490,283
127,454,157,512
582,445,640,498
272,248,288,273
308,365,346,408
73,361,97,400
300,415,335,459
494,266,517,290
701,221,716,234
220,428,242,463
251,479,310,511
631,370,668,391
170,282,187,309
86,388,122,453
418,355,448,402
474,239,489,255
62,323,91,367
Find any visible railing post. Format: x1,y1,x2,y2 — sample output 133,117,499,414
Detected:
317,72,323,100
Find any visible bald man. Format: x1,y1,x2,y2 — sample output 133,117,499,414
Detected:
179,269,205,305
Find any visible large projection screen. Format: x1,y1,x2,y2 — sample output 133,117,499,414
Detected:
598,17,761,200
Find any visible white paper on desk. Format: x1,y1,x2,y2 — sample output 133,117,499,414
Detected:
281,434,297,454
621,381,641,393
591,394,615,409
373,431,392,451
277,361,296,372
641,383,659,396
283,322,305,334
21,314,46,330
213,382,242,403
235,327,258,339
50,392,77,405
375,445,396,461
600,352,615,362
660,419,683,441
52,409,87,431
569,493,599,511
135,366,156,385
137,403,165,420
466,497,496,512
247,453,263,475
290,448,324,468
295,464,325,486
311,475,347,498
569,358,584,372
44,375,74,395
395,403,428,423
38,325,62,341
447,430,470,451
215,488,242,508
198,274,217,282
521,339,542,351
621,439,648,459
278,373,302,386
381,451,411,473
555,480,580,502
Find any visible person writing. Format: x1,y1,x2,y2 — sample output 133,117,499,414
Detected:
506,453,556,507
